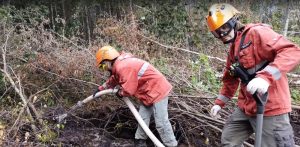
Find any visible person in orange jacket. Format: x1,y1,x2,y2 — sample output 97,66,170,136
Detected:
94,46,178,147
206,3,300,147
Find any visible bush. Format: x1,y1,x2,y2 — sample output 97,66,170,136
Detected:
291,88,300,103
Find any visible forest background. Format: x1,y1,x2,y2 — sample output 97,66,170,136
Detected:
0,0,300,146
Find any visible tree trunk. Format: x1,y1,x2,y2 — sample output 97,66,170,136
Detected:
185,0,192,52
259,0,267,22
85,5,91,46
129,0,138,50
49,1,55,30
282,0,291,37
62,0,65,37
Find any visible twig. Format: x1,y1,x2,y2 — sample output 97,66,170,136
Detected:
134,4,152,13
9,105,26,138
183,111,222,132
170,94,215,99
49,30,93,56
172,105,225,125
292,105,300,110
32,64,99,86
288,73,300,78
0,85,12,100
137,32,226,62
1,29,41,136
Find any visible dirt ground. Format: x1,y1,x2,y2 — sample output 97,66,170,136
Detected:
46,102,300,147
2,100,299,147
291,110,300,145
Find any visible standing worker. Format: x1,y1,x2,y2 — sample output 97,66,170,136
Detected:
206,3,300,147
94,46,178,147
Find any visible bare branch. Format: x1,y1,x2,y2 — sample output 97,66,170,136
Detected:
1,29,41,135
137,32,226,62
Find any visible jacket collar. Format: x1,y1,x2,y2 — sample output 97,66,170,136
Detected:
111,52,133,74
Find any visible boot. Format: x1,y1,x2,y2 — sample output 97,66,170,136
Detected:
134,139,147,147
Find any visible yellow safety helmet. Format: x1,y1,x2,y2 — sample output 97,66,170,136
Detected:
206,3,239,38
95,46,120,67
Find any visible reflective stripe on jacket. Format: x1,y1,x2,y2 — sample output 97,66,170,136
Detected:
104,53,172,106
215,23,300,116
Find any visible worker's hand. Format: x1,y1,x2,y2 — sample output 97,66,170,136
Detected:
77,101,83,107
210,105,221,118
246,77,269,95
116,88,123,99
93,85,105,98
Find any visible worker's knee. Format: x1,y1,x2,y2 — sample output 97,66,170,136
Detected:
273,128,294,147
221,128,248,147
155,119,168,130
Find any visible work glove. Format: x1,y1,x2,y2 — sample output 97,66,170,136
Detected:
77,100,83,107
93,85,105,98
246,77,270,95
210,105,221,118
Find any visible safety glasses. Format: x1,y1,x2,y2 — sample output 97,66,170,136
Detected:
211,18,236,38
98,63,107,71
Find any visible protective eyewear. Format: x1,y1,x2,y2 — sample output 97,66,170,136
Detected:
98,63,107,71
211,18,236,38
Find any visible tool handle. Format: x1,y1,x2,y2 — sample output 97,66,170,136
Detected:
253,92,268,114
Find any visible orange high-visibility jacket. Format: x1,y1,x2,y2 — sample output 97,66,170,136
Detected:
104,53,172,106
215,23,300,116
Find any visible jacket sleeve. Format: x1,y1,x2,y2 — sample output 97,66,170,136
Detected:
215,58,240,107
117,68,138,97
254,27,300,84
104,75,118,89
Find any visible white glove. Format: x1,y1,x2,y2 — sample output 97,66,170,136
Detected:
210,105,221,118
246,77,270,95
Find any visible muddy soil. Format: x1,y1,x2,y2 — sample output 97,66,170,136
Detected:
4,99,298,147
48,101,300,147
45,99,200,147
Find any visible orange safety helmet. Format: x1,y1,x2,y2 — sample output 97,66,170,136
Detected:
206,3,239,32
95,46,120,66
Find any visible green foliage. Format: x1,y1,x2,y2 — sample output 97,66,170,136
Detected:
136,1,216,53
291,88,300,103
151,57,170,74
288,36,300,46
139,1,188,44
0,6,12,22
188,54,220,93
41,91,55,107
23,51,37,62
0,73,5,96
0,81,23,107
271,11,283,32
38,121,57,143
82,72,94,82
56,123,65,129
198,54,220,92
0,4,48,27
64,13,81,37
288,37,300,73
16,5,48,25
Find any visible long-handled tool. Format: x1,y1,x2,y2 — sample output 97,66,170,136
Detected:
56,89,119,123
253,92,268,147
56,89,165,147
